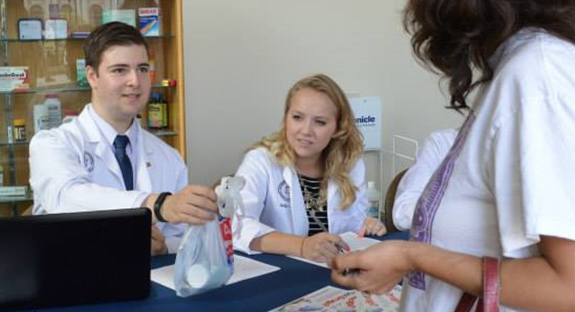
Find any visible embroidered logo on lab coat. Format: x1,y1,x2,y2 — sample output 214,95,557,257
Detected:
83,151,94,172
278,180,290,203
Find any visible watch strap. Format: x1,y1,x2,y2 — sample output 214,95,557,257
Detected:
154,192,172,223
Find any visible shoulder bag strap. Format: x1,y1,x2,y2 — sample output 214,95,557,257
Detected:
482,257,500,312
454,256,500,312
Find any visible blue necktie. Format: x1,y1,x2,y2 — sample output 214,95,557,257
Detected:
113,135,134,191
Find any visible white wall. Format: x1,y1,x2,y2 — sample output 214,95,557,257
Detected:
182,0,463,191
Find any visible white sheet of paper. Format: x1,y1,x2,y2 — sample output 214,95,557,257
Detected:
151,255,280,290
288,231,381,268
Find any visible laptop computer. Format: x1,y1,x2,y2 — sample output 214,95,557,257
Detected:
0,208,151,310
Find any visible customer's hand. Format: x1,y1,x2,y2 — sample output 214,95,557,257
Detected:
151,225,168,256
359,217,387,237
160,185,218,225
301,232,349,265
331,240,412,294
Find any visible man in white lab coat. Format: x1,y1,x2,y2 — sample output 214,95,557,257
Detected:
29,22,218,255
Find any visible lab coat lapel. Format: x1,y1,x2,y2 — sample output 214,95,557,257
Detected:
283,166,308,235
135,127,153,193
78,107,125,186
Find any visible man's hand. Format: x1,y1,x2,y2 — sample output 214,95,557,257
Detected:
151,225,168,256
158,185,219,225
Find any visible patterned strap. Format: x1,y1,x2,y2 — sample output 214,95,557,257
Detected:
454,257,500,312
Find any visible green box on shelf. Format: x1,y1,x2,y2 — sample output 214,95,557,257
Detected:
76,59,89,87
102,9,136,27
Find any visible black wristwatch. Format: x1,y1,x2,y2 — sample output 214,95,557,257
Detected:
154,192,172,222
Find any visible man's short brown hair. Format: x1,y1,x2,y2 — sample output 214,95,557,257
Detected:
84,22,149,74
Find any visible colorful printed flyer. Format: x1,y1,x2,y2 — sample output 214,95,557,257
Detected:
270,285,402,312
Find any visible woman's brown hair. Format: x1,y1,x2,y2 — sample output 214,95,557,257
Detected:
403,0,575,111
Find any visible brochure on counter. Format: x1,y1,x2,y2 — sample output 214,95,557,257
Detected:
269,284,402,312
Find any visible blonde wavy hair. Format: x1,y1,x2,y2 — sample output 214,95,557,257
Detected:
253,74,364,210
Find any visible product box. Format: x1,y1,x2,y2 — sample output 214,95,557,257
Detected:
102,9,136,28
76,59,89,87
44,19,68,39
17,18,42,40
138,7,161,36
0,67,30,92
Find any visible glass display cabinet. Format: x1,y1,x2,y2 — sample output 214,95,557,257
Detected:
0,0,185,216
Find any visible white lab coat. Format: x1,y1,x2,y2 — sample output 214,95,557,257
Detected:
393,128,457,231
29,104,187,253
232,147,368,254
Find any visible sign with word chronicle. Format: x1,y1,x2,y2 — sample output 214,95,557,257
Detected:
350,97,382,150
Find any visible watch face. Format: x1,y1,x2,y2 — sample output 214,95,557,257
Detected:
18,19,43,40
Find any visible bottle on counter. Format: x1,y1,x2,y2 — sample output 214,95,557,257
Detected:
366,181,381,220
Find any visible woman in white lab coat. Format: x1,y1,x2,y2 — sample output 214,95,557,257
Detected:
233,74,386,264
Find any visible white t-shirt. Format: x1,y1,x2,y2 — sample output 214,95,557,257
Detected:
400,28,575,312
393,128,458,231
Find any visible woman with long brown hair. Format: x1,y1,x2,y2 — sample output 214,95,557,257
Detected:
332,1,575,311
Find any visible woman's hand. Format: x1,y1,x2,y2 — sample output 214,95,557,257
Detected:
301,232,349,265
331,240,413,294
359,217,387,237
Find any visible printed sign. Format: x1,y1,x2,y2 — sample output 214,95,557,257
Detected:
350,97,382,150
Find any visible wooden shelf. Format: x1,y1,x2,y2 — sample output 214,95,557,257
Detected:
0,34,175,42
0,84,176,95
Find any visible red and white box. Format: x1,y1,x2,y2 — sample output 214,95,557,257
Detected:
138,7,161,37
0,67,30,92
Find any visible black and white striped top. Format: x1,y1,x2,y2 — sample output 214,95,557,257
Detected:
298,174,328,236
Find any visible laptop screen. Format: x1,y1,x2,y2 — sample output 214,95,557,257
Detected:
0,208,151,310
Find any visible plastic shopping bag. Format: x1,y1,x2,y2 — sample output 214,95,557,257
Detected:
174,176,245,297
